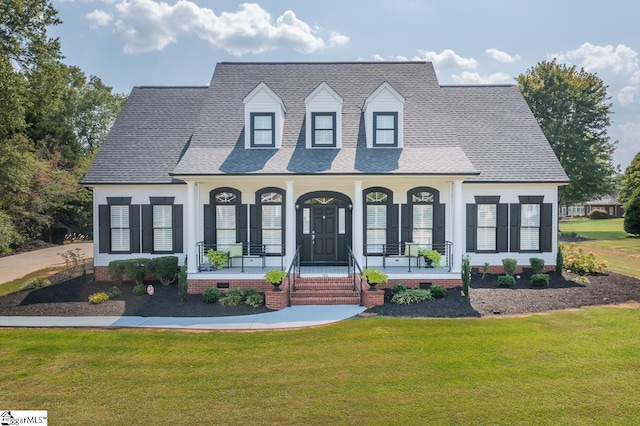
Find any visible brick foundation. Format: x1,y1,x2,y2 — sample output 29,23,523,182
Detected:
361,288,384,308
265,282,290,310
95,266,110,281
188,279,272,294
473,265,557,275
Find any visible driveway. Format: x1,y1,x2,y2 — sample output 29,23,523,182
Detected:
0,242,93,285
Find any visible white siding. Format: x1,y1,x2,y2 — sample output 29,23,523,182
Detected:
305,83,343,148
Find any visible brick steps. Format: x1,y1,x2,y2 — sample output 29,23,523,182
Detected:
290,276,360,306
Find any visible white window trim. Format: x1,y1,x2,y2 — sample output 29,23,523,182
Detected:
305,82,343,149
243,82,286,149
363,82,405,148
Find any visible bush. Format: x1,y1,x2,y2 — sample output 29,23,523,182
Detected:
21,278,50,291
202,287,221,304
497,275,516,288
574,275,590,284
502,258,518,276
206,249,229,269
588,209,609,220
623,188,640,235
108,260,127,286
560,242,608,274
219,288,244,306
391,283,408,294
132,284,147,296
391,289,433,305
244,292,264,307
149,256,178,285
106,286,121,299
429,285,447,299
123,259,150,286
529,258,545,274
178,264,188,302
531,273,550,287
461,255,471,296
361,268,389,286
556,245,564,273
89,292,109,304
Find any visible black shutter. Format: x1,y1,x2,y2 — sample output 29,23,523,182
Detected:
400,204,410,243
466,204,477,252
173,204,183,253
497,204,509,252
141,204,152,253
434,203,446,253
130,205,141,253
98,205,110,253
540,203,553,252
510,204,521,252
203,204,214,246
388,204,399,245
238,204,248,245
249,204,259,254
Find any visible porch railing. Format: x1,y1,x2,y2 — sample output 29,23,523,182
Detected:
286,245,302,294
347,246,363,304
364,241,453,272
196,241,284,272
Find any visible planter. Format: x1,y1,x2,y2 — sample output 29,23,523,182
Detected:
423,256,433,268
272,283,282,292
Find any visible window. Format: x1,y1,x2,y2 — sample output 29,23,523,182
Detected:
477,204,497,251
364,188,391,254
373,112,398,147
411,190,434,246
520,204,540,251
153,205,172,252
215,191,238,249
260,191,283,254
110,205,130,252
312,112,336,147
250,113,275,147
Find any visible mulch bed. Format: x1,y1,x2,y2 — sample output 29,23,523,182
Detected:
1,270,639,318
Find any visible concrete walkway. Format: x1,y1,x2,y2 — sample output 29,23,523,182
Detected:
0,242,94,284
0,305,367,331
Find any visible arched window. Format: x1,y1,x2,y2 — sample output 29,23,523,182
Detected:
364,187,393,254
407,187,439,247
211,188,241,249
256,188,285,254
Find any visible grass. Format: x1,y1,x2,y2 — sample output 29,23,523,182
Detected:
0,266,66,297
560,218,640,278
1,308,639,425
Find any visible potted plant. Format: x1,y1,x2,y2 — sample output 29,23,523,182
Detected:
206,249,229,270
361,268,388,290
264,269,287,291
419,249,441,268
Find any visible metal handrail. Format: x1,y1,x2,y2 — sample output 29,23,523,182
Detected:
363,241,454,272
196,241,285,272
347,246,363,304
285,245,301,293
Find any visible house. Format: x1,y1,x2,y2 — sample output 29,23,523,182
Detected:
561,193,625,218
83,62,568,308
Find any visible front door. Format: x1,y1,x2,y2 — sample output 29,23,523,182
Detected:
312,205,337,262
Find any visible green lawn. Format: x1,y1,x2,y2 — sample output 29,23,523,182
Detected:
1,308,639,425
559,218,640,278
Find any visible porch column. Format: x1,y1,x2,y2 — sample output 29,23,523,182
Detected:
285,181,296,267
353,180,364,261
451,179,463,273
187,180,198,274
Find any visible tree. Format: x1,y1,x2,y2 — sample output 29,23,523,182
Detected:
619,152,640,204
517,59,617,206
623,188,640,236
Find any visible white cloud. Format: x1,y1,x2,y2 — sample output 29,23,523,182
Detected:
109,0,348,55
619,122,640,155
618,86,638,105
486,48,521,63
553,43,639,74
413,49,478,69
86,9,113,28
451,71,512,85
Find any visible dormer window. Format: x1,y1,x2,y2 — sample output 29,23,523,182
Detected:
364,82,405,148
243,82,285,149
312,112,336,147
250,113,275,147
373,112,398,147
305,82,343,149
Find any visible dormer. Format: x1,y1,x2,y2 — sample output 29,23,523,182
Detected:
243,82,286,149
363,82,405,148
305,82,343,149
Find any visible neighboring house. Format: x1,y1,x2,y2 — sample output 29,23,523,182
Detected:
561,194,625,218
83,62,568,303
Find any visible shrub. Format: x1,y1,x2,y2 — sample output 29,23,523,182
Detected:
502,258,518,276
497,275,516,288
244,292,264,307
587,209,609,220
206,249,229,269
574,275,590,284
556,245,564,273
149,256,178,285
219,288,244,306
391,283,408,294
264,269,287,285
21,278,50,291
106,286,121,299
108,260,127,286
560,242,608,274
89,292,109,304
123,259,150,286
202,287,221,304
429,285,447,299
132,284,147,296
531,273,550,287
361,268,389,286
391,289,433,305
177,264,188,302
529,258,545,274
461,255,471,296
624,188,640,235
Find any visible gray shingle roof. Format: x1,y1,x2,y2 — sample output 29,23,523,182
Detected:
83,86,207,184
85,62,568,184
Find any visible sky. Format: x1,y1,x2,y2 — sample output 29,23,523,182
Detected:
51,0,640,170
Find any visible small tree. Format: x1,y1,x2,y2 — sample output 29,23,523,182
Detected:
461,255,471,296
623,188,640,236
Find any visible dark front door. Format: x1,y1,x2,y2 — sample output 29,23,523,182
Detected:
312,205,337,262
